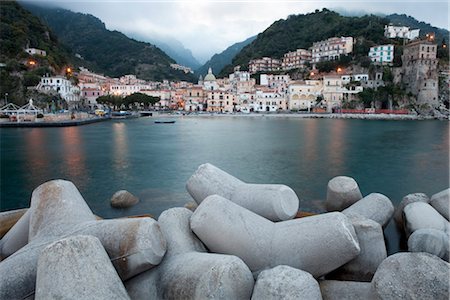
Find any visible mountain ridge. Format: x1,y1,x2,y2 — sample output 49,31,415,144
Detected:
22,2,196,82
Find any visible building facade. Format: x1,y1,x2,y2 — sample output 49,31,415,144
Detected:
311,37,354,63
384,25,420,40
369,44,395,65
248,57,281,74
288,80,322,111
401,40,439,107
282,49,312,70
37,76,80,108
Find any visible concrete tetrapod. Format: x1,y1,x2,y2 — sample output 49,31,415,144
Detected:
36,235,130,299
393,193,429,229
0,209,30,260
0,208,27,238
430,188,450,220
342,193,394,228
403,201,450,237
326,176,363,212
190,195,360,277
125,207,254,299
186,163,299,221
371,252,450,300
0,180,166,299
327,213,387,281
251,265,322,300
408,228,449,261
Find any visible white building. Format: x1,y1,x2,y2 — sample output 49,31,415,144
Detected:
369,44,395,65
311,37,354,63
260,74,290,95
254,88,287,112
25,48,46,56
170,63,193,74
384,25,420,40
37,76,81,108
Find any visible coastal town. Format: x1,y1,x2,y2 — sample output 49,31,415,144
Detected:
3,24,447,120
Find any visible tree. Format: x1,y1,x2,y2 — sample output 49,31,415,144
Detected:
123,93,160,109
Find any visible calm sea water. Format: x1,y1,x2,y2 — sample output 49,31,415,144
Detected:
1,116,448,254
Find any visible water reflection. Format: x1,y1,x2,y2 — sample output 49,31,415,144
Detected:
327,120,347,172
303,120,318,162
25,129,48,171
60,127,87,180
113,122,129,172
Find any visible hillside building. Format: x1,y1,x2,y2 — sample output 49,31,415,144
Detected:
369,44,395,65
25,48,46,56
401,40,439,107
282,49,312,70
384,25,420,40
311,37,353,63
206,91,235,113
37,75,80,108
248,57,281,74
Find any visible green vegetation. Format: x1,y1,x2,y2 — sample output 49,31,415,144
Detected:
0,1,71,105
24,3,196,82
97,93,159,110
220,9,392,76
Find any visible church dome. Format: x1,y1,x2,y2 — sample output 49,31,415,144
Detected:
204,67,216,81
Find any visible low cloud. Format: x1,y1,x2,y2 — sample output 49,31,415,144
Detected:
23,0,448,63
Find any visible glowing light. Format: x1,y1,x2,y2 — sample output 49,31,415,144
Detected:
310,72,315,76
337,67,342,73
28,60,36,66
66,67,72,73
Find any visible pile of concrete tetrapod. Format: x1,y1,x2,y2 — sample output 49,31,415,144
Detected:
0,163,449,300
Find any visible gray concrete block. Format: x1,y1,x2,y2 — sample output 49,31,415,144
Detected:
0,209,30,260
319,280,374,300
394,193,429,229
190,195,360,277
342,193,394,228
186,163,299,221
326,176,363,212
408,228,449,261
403,201,449,237
125,207,254,300
35,235,130,300
371,252,450,300
251,265,322,300
430,188,450,221
328,214,386,281
0,180,166,299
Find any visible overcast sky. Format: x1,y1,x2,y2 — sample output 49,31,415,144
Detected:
25,0,449,63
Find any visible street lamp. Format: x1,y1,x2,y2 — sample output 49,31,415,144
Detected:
4,93,8,105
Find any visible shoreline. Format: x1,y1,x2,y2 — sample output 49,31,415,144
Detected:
153,112,448,121
0,116,110,128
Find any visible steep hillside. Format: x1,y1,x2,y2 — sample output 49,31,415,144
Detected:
220,9,393,76
0,1,70,104
197,35,256,77
386,14,448,43
24,3,196,82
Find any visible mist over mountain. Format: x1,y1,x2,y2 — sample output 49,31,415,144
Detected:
22,2,196,82
196,35,257,77
127,31,201,70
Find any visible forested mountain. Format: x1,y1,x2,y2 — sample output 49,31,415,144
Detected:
0,1,70,104
23,3,196,82
219,9,390,76
197,36,256,77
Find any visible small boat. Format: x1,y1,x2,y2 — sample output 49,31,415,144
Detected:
154,120,176,124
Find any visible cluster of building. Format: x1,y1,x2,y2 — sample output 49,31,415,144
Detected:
31,23,439,112
248,25,424,73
